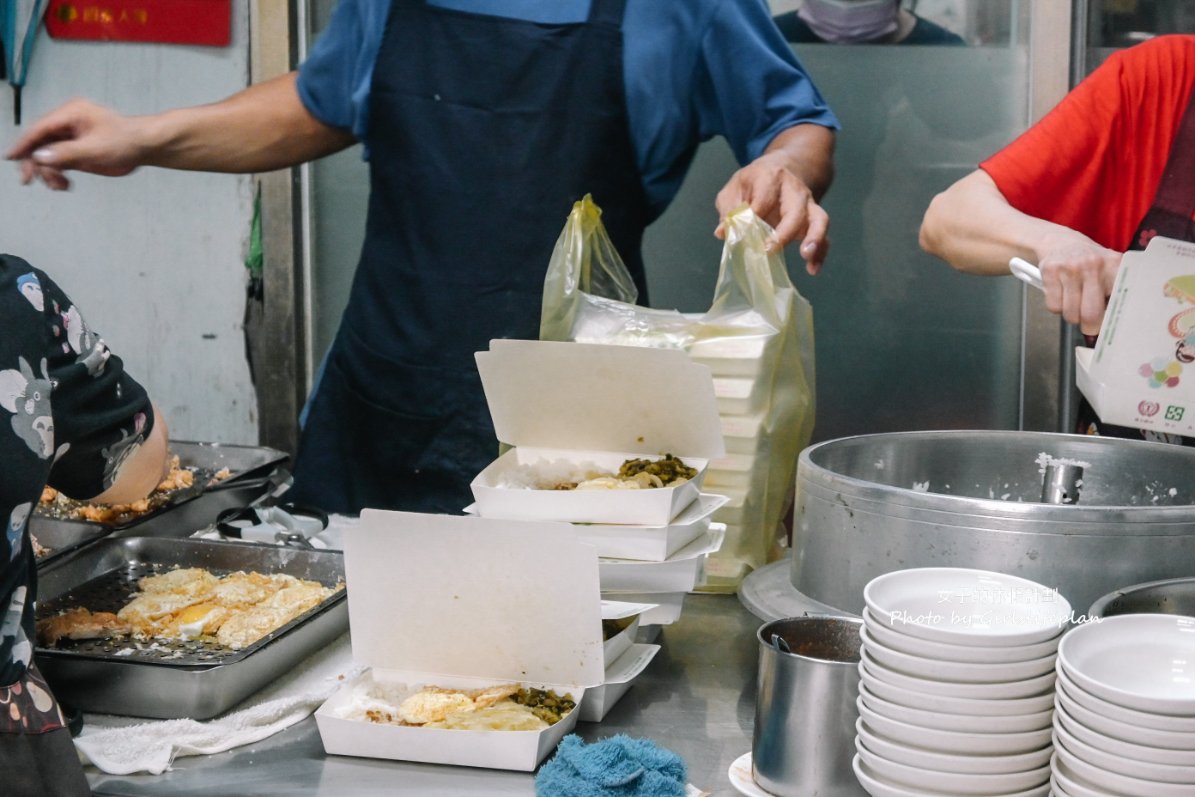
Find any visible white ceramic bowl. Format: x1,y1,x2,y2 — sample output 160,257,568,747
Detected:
856,717,1053,775
1054,717,1195,785
1054,698,1195,766
854,736,1049,795
859,663,1056,716
1055,664,1195,733
864,568,1071,647
1050,775,1076,797
859,683,1053,734
852,755,1050,797
861,627,1057,683
862,649,1057,701
1053,732,1193,797
1057,614,1195,716
857,697,1053,756
863,607,1061,664
1050,753,1121,797
1055,681,1195,751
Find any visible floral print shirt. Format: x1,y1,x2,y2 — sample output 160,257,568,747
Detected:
0,254,153,732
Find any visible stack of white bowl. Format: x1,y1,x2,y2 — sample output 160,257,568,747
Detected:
853,567,1074,797
1052,614,1195,797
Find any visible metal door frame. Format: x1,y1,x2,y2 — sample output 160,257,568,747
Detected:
248,0,308,456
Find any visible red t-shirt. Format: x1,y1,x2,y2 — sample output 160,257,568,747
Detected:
981,35,1195,252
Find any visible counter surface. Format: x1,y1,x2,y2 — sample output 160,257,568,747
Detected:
87,593,760,797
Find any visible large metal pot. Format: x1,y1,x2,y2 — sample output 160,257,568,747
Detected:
791,431,1195,617
1088,577,1195,618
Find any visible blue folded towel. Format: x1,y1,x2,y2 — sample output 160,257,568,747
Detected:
535,734,688,797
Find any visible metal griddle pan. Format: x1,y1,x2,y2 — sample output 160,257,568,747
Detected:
32,440,290,568
35,536,346,719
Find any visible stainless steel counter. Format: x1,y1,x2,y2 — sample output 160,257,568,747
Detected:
87,594,760,797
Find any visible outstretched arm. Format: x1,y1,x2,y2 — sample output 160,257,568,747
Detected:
920,169,1122,336
715,123,835,275
6,73,358,190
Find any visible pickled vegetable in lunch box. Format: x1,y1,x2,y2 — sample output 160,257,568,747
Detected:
471,340,724,526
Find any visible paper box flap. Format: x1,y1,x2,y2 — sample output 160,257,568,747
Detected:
349,510,605,687
1077,239,1195,432
601,599,657,620
476,340,725,458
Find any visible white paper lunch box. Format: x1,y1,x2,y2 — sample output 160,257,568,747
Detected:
574,492,728,562
602,599,653,668
602,590,687,626
471,340,726,526
315,511,606,771
1076,237,1195,436
598,524,726,594
465,492,729,563
580,643,661,723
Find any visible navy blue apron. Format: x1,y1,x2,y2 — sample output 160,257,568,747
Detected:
289,0,654,514
1077,88,1195,445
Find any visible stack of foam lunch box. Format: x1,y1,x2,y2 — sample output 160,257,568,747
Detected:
688,331,793,591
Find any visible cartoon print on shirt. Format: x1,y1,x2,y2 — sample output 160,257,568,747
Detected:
62,303,111,377
0,357,54,458
1,586,31,669
6,503,31,562
100,412,148,490
16,272,44,312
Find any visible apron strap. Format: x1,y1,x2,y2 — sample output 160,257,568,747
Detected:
588,0,628,26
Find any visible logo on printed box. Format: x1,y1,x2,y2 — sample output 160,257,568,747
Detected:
1165,405,1186,421
1139,401,1161,417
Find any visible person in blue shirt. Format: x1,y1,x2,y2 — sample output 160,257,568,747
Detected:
6,0,838,516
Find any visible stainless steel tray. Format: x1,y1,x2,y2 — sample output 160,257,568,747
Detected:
35,536,346,719
32,440,290,567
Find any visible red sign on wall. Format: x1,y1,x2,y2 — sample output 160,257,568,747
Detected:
45,0,231,46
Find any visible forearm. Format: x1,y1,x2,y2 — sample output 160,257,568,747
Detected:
761,123,835,201
138,73,357,173
919,170,1083,275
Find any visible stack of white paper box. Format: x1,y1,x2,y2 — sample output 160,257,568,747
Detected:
469,340,728,710
1076,235,1195,436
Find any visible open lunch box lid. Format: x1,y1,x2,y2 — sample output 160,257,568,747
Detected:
474,339,725,458
345,510,606,687
1076,236,1195,436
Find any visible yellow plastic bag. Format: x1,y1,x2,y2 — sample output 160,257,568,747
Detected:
540,198,816,588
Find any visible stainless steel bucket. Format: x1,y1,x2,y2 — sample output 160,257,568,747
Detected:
753,616,866,797
1088,577,1195,618
791,431,1195,617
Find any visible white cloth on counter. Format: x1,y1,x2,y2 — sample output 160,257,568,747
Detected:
75,632,360,776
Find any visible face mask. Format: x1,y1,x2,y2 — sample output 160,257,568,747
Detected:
797,0,900,44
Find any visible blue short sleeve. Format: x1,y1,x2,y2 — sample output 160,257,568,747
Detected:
297,0,387,138
696,0,839,166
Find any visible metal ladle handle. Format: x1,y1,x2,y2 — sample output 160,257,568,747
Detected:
1010,257,1044,292
1041,462,1084,505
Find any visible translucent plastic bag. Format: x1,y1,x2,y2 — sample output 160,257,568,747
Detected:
540,198,816,588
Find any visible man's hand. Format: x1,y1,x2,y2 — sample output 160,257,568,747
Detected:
715,151,830,274
1035,232,1123,336
715,123,835,275
6,99,146,190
